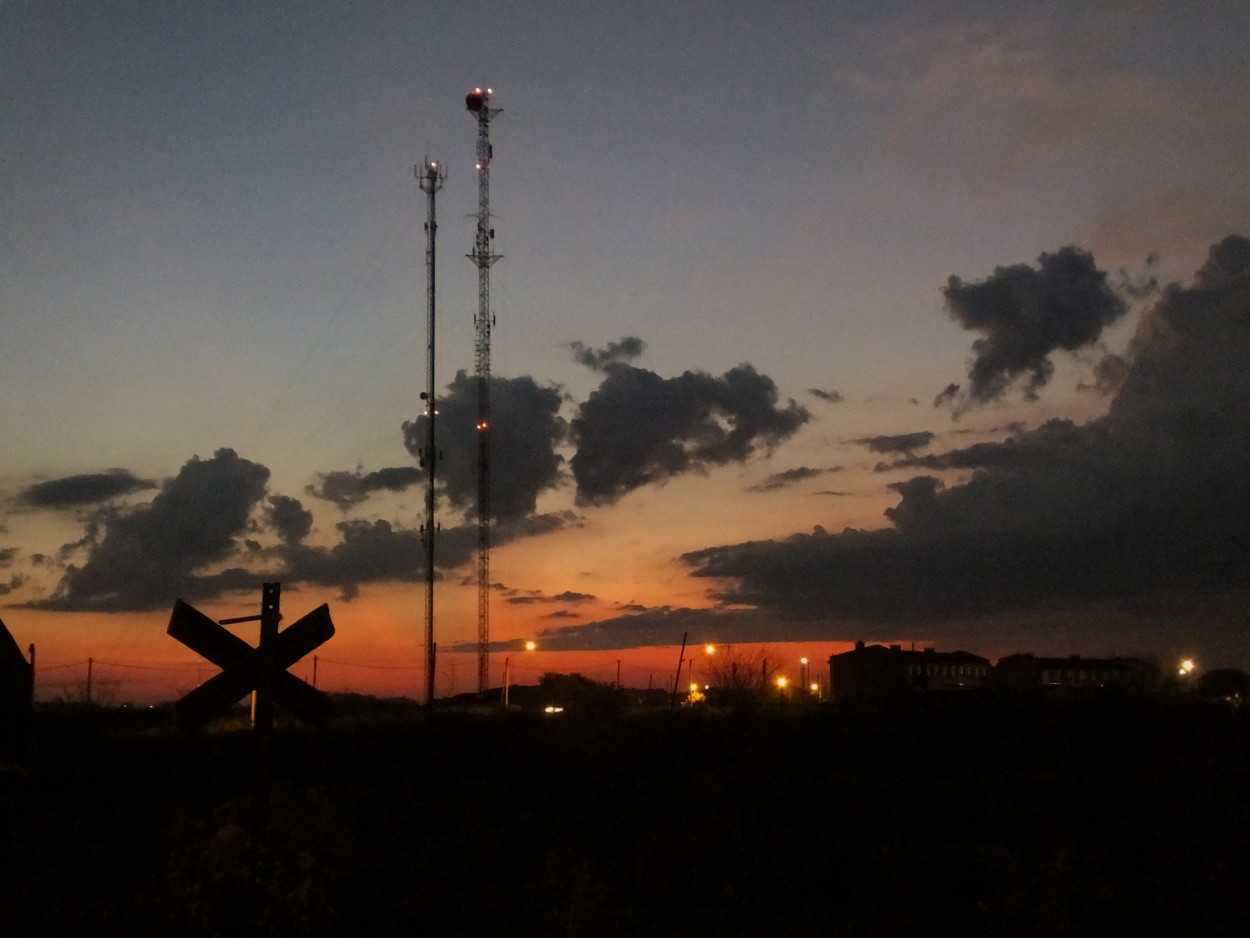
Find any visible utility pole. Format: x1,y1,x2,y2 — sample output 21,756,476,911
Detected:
466,87,501,694
418,156,446,707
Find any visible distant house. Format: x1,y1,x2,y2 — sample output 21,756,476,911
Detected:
1,616,33,767
991,653,1158,693
828,642,990,701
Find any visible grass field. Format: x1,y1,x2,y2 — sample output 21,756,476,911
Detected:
3,691,1248,936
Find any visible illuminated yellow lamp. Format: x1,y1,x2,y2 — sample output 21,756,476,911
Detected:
705,644,716,655
776,676,789,689
524,640,537,652
809,683,819,693
800,657,808,665
690,682,699,693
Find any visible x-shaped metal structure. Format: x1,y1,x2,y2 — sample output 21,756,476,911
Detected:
167,585,334,731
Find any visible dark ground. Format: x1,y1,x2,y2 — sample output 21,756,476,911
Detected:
2,691,1249,936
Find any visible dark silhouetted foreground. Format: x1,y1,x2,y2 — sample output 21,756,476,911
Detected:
3,693,1249,935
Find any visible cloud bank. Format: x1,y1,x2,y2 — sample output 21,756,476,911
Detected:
678,236,1250,641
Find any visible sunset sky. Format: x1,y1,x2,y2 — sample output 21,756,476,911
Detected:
3,1,1249,702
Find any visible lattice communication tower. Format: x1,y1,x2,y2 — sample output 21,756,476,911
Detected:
466,87,500,693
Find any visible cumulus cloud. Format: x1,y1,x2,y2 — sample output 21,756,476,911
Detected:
273,519,421,601
568,336,646,371
32,449,270,612
402,370,566,522
942,246,1128,404
305,467,422,510
570,362,810,506
678,235,1250,642
266,495,313,544
17,469,156,509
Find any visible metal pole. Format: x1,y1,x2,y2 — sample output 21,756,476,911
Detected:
418,157,445,708
670,632,688,710
502,656,510,706
86,656,93,705
256,583,280,739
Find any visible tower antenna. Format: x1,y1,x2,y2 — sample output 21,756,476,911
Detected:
417,156,446,705
465,86,500,695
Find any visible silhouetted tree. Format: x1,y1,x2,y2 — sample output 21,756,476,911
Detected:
702,645,781,702
536,672,621,713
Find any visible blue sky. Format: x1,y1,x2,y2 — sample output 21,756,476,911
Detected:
3,1,1250,696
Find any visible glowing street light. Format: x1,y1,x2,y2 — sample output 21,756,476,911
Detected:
525,640,537,652
705,644,716,655
1179,658,1196,677
776,676,789,689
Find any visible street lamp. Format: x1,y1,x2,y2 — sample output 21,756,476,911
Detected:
503,640,538,706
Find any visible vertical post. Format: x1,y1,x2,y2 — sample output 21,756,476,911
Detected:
670,632,688,710
27,644,35,703
418,157,446,708
86,656,93,705
255,583,281,803
502,656,510,706
255,583,280,739
616,659,621,689
312,654,318,689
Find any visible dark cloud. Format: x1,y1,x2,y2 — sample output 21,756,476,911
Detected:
747,467,826,493
505,588,595,605
402,371,566,522
274,520,421,601
570,363,810,506
0,575,25,596
568,336,646,371
943,246,1129,404
17,469,156,509
677,236,1250,645
808,387,844,403
32,449,270,612
305,467,422,510
522,605,830,652
1094,353,1129,395
853,432,934,454
266,495,313,544
933,383,961,408
0,548,16,567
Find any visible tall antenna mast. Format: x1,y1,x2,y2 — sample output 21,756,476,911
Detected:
417,156,446,705
466,87,500,694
